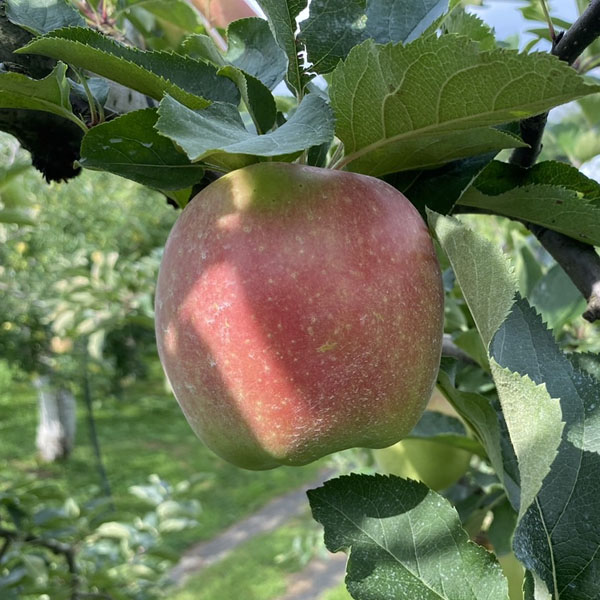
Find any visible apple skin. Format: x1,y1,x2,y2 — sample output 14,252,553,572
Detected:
155,163,444,469
372,437,472,491
191,0,257,28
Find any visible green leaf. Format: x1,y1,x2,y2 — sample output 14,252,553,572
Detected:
69,76,110,107
385,153,496,217
136,0,201,33
156,93,334,169
429,212,517,348
255,0,308,95
488,498,518,556
332,36,600,176
225,17,288,90
218,66,277,134
299,0,448,75
78,109,205,190
0,209,36,226
490,299,600,599
96,521,133,539
6,0,84,35
17,27,239,109
459,161,600,246
489,359,563,521
408,409,485,455
569,352,600,381
0,62,84,130
437,367,509,496
529,264,586,331
182,34,226,66
443,7,497,50
308,474,510,600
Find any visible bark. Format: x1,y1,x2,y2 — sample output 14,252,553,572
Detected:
33,375,76,462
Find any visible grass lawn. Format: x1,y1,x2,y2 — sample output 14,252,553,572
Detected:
0,360,323,551
319,583,352,600
171,514,320,600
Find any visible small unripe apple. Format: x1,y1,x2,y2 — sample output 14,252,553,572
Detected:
372,435,472,491
498,553,524,600
155,163,444,469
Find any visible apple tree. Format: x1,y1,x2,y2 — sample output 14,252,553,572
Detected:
2,0,600,598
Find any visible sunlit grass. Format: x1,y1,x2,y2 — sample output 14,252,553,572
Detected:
0,362,323,552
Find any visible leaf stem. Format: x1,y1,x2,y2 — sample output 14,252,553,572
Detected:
326,141,345,170
74,68,97,126
540,0,556,41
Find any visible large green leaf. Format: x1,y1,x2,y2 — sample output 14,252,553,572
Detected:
529,264,586,331
225,17,287,90
436,367,508,490
385,153,496,217
332,36,600,176
489,360,563,521
490,300,600,599
255,0,308,95
459,161,600,246
156,93,334,170
16,27,239,109
443,7,496,50
218,66,277,134
0,62,84,130
78,109,205,191
429,212,517,348
6,0,84,35
298,0,448,74
308,474,510,599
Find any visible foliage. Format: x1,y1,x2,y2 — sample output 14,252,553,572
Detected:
2,0,600,598
0,140,175,382
0,374,324,551
0,472,200,599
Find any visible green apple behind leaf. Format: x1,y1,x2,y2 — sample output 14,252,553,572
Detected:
373,392,472,490
373,436,472,491
498,553,525,600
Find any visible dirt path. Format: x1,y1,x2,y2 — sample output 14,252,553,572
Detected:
168,468,336,586
276,553,347,600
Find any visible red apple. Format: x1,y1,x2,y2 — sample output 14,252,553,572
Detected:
191,0,257,28
155,163,444,469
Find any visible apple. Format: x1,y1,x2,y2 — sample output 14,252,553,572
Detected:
191,0,257,28
372,435,472,491
155,163,444,469
498,553,524,600
373,393,472,490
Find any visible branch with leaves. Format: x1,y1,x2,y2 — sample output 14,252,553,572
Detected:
510,0,600,322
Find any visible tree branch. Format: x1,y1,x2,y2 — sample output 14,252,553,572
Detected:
527,225,600,322
0,527,79,598
509,0,600,323
442,334,477,366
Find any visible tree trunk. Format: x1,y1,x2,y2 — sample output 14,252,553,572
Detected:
33,376,76,462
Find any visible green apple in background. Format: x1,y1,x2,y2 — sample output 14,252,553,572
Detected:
373,435,472,491
373,391,472,490
498,553,524,600
155,163,444,470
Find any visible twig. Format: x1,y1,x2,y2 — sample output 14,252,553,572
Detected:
0,526,79,598
0,537,11,562
82,346,115,511
540,0,557,42
509,0,600,323
527,225,600,322
442,334,478,366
